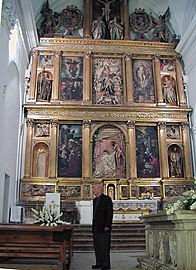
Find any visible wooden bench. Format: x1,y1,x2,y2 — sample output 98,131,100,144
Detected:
0,224,73,269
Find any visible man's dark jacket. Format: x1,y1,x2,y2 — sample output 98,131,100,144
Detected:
92,193,113,233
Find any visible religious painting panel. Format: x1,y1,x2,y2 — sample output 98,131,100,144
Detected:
160,59,175,73
164,184,196,198
37,71,52,102
60,56,83,101
39,54,54,68
120,185,129,199
136,126,160,178
21,183,55,201
58,124,82,177
92,57,124,105
138,185,161,199
161,75,177,105
166,125,181,140
168,144,184,178
58,185,81,199
34,123,50,137
92,125,126,179
132,59,155,103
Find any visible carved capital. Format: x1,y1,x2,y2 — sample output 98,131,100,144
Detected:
83,120,91,128
124,53,132,61
26,119,34,127
54,51,62,58
158,122,166,129
127,121,135,129
85,51,92,59
31,50,39,58
153,54,161,61
181,122,189,130
50,119,59,127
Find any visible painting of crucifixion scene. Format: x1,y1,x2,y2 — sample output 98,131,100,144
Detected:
60,56,83,101
92,57,123,105
92,125,126,178
132,59,155,103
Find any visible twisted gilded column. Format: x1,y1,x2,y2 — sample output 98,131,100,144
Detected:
158,122,168,179
24,119,34,177
83,52,92,103
49,120,58,178
51,51,61,102
182,123,193,179
153,55,163,105
83,0,92,38
83,120,91,178
125,53,134,104
127,121,136,179
29,50,39,100
175,56,186,106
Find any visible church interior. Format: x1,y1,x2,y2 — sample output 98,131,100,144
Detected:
0,0,196,269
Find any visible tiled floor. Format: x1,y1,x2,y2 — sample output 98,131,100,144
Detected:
70,251,145,270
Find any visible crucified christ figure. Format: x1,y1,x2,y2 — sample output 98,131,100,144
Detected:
97,0,116,22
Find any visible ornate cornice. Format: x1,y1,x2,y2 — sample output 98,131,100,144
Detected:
25,106,190,123
37,38,177,56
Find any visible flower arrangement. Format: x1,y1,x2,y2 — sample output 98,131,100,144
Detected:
31,202,69,226
165,182,196,215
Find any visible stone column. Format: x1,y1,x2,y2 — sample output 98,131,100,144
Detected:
122,0,130,39
49,120,58,178
24,119,34,177
182,123,193,179
175,56,186,106
83,52,92,103
158,122,168,179
51,51,61,102
83,0,92,38
125,53,134,104
127,121,137,179
29,50,39,100
82,120,91,178
153,55,163,105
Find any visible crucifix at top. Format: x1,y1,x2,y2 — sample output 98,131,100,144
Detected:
97,0,116,22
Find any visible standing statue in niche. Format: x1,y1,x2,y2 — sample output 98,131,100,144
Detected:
108,17,124,40
97,0,116,22
92,17,106,39
169,146,183,177
37,72,52,101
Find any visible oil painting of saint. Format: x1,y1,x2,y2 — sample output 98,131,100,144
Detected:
39,55,53,68
136,126,160,178
93,58,123,105
92,125,126,178
60,56,83,101
160,59,175,72
132,59,155,103
162,75,177,105
58,124,82,177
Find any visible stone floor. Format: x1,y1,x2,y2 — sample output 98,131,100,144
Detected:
70,251,145,270
0,251,145,270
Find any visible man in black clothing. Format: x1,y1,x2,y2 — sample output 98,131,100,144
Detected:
92,183,113,270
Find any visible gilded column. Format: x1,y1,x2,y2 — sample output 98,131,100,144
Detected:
29,50,39,100
127,121,136,179
82,120,91,178
51,51,61,102
158,122,168,179
24,119,34,177
123,0,130,39
83,51,92,103
182,123,192,179
49,120,58,178
175,56,186,106
153,55,163,105
125,53,134,104
83,0,92,38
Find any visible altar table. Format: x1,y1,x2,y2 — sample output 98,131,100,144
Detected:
0,224,73,269
113,200,157,222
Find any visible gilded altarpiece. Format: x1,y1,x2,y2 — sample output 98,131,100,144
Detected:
21,37,194,208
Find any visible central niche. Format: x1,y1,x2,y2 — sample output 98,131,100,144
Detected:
92,125,126,178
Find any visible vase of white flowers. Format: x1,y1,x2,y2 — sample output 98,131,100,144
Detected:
31,202,69,226
164,181,196,215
